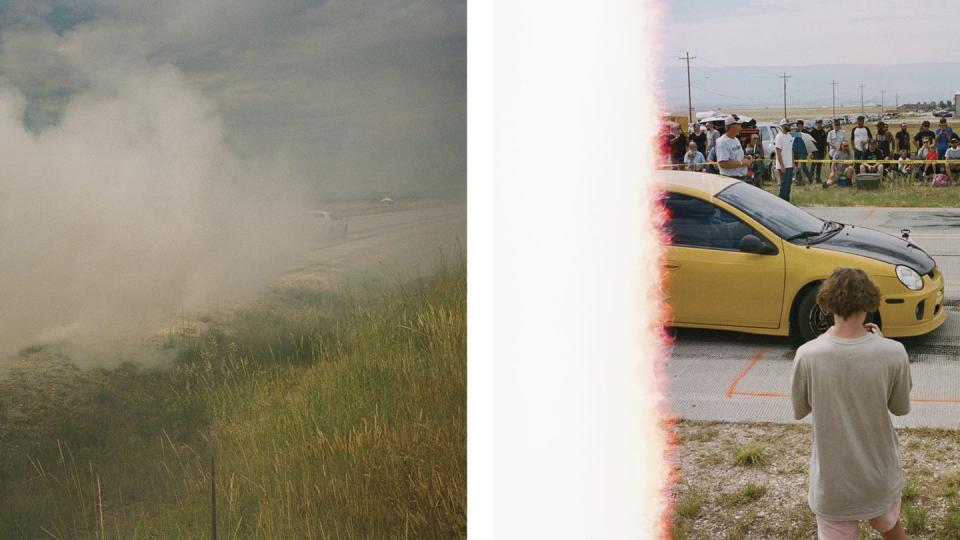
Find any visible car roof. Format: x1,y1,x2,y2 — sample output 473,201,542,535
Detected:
657,170,740,197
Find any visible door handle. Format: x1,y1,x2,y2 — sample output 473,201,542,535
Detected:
665,263,681,269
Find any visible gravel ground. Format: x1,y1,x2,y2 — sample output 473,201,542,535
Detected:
668,420,960,539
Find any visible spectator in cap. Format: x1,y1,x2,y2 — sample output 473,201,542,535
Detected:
827,119,847,158
850,115,872,161
944,135,960,183
715,114,752,181
810,119,829,183
774,118,795,199
913,120,934,152
895,122,911,154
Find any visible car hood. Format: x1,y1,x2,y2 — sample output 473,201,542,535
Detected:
810,225,935,274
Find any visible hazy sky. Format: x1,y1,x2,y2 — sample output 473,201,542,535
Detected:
661,0,959,67
0,0,466,197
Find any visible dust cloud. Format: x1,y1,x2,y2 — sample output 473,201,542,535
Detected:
0,64,315,360
0,0,465,364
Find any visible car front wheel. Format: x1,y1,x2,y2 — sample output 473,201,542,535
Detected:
796,287,834,343
794,286,880,344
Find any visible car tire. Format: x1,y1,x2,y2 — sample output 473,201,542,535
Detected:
794,285,880,345
795,287,833,344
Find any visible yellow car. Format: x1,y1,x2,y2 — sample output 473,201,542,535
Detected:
660,170,947,342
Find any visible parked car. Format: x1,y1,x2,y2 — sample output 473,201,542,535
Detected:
756,122,780,161
698,114,759,151
660,170,947,342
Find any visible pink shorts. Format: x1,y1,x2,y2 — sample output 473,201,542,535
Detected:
816,498,901,540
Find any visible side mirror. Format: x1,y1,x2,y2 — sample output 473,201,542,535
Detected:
739,234,774,255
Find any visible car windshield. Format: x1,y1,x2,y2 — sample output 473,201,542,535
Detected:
715,182,824,241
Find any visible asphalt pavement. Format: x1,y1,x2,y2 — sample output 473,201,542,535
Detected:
667,206,960,429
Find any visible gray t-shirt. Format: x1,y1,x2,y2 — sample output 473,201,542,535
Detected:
715,134,746,177
945,146,960,160
791,332,912,521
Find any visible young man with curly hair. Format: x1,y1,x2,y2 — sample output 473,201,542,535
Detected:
790,268,912,540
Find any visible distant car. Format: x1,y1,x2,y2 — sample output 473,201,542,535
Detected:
756,122,780,161
934,110,954,118
313,210,348,238
660,170,947,343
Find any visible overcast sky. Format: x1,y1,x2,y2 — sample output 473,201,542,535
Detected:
661,0,958,67
0,0,466,198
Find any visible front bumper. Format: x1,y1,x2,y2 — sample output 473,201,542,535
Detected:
879,268,947,337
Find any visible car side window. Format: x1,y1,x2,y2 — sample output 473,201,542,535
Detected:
662,192,758,251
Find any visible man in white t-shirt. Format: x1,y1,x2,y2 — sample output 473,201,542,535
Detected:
715,114,752,180
827,120,847,157
850,115,873,160
774,118,795,201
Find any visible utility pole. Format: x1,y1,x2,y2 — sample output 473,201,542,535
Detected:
829,80,839,120
779,72,791,119
859,84,865,115
880,89,885,116
896,93,899,112
679,52,696,126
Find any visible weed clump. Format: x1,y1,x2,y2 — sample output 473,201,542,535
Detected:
733,443,768,467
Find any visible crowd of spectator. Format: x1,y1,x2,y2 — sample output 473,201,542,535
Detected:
662,113,960,195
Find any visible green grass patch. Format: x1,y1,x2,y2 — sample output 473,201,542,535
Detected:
903,504,927,535
937,470,960,498
762,179,960,207
733,443,768,467
902,480,920,501
688,427,720,443
717,483,767,507
0,259,466,537
944,505,960,539
675,490,706,520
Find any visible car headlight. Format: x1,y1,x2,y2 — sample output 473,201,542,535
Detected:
896,265,923,291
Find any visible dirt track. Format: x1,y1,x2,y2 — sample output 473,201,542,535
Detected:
282,198,466,289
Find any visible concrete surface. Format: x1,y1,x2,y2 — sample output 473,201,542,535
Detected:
666,206,960,428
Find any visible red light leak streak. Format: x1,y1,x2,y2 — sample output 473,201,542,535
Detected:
653,187,678,539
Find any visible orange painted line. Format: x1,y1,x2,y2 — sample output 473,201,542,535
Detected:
863,207,876,220
912,399,960,404
732,392,788,398
725,349,767,398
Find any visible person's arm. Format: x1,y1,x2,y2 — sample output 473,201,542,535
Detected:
790,353,812,420
775,142,785,171
888,346,912,416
